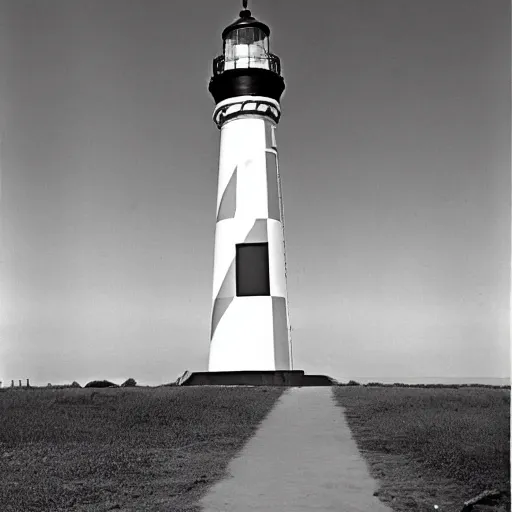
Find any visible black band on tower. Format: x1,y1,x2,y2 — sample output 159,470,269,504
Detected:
209,68,285,104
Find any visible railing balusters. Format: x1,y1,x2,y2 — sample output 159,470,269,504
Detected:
212,53,281,76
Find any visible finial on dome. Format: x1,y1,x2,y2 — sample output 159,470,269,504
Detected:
240,0,251,18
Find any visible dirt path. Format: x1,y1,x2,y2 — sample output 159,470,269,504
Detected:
199,387,393,511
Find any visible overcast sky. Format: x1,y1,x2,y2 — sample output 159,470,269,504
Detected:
0,0,509,386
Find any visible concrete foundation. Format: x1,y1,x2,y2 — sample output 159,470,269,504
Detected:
176,370,336,387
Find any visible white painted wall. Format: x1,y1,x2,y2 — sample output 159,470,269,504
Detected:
209,108,291,372
209,297,275,371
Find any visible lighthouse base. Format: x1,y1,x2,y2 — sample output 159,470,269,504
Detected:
174,370,336,387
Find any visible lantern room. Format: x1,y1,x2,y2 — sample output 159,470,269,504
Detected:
209,2,285,105
223,10,270,71
212,5,281,76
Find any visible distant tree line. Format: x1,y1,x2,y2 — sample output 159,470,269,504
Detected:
0,378,138,390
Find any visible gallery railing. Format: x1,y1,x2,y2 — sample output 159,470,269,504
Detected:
212,53,281,76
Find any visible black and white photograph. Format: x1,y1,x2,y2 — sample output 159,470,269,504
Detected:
0,0,510,510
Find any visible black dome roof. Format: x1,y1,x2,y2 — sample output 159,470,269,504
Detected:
221,9,270,40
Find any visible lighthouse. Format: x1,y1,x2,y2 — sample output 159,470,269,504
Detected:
207,2,292,372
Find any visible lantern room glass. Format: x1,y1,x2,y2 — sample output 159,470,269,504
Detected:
223,27,270,71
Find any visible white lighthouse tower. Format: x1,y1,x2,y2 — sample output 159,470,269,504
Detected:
208,2,292,372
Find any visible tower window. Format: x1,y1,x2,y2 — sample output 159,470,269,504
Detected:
236,242,271,296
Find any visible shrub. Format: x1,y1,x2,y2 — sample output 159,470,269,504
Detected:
84,380,118,388
70,381,81,388
347,380,361,386
121,378,137,388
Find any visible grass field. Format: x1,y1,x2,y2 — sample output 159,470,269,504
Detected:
1,385,509,512
0,386,285,512
333,386,511,512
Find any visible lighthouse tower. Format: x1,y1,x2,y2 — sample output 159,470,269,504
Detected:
208,2,292,372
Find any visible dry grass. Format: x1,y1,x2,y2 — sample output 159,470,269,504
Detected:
2,384,509,512
332,386,510,512
0,386,285,511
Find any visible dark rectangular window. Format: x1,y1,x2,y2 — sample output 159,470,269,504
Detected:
236,242,271,296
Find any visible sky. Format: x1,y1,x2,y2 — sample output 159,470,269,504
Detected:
0,0,510,386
